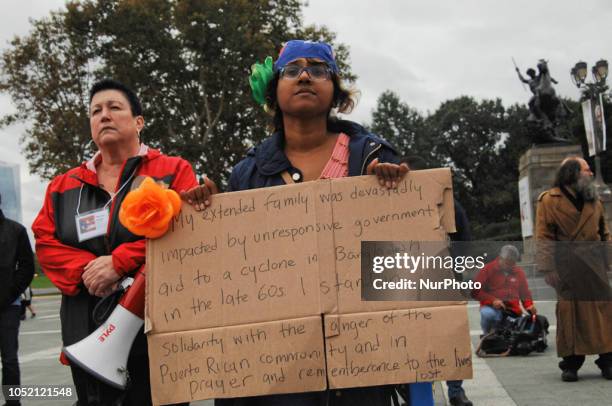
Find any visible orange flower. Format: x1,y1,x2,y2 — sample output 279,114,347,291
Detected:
119,177,181,239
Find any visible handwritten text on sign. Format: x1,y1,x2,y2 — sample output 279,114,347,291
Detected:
147,174,448,333
148,317,325,403
325,305,472,388
146,171,470,403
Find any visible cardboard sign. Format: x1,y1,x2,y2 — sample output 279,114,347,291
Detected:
324,175,451,314
146,181,324,332
324,305,472,389
149,316,326,404
146,170,471,404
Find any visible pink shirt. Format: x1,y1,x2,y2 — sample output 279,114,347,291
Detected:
319,133,350,179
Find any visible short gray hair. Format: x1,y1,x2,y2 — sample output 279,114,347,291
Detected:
499,245,520,262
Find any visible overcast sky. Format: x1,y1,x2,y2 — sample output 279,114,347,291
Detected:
1,0,611,238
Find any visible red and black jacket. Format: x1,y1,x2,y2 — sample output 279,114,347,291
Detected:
32,146,198,296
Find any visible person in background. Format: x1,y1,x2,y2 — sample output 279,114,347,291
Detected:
535,157,612,382
19,284,36,320
472,245,536,335
0,192,35,406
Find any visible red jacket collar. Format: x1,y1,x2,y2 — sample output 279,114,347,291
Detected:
83,144,155,172
74,145,160,185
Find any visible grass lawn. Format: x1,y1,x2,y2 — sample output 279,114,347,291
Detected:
31,273,55,289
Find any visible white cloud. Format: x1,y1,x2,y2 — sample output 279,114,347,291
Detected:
302,0,612,122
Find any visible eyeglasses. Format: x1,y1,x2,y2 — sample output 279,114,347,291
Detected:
280,65,332,81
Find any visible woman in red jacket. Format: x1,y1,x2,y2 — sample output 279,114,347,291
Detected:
32,79,198,405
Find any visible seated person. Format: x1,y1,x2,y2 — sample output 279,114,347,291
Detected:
472,245,536,334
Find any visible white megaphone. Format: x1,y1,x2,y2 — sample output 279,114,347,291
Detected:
63,267,146,389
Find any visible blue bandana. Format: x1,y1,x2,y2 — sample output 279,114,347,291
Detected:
273,40,339,74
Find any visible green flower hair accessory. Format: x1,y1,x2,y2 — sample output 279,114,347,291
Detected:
249,56,274,107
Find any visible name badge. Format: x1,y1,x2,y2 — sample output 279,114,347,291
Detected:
75,207,109,242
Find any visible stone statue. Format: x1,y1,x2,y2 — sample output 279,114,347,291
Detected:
516,59,572,144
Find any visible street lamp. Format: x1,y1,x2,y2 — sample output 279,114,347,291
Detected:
593,59,608,83
571,61,588,87
571,60,609,99
570,59,610,200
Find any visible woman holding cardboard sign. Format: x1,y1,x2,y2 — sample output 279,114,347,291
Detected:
215,40,410,406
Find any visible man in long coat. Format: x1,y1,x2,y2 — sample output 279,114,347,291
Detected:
535,157,612,382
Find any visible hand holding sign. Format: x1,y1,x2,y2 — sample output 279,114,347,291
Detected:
366,158,409,189
180,176,219,211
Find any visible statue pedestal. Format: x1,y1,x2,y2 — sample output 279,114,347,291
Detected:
518,144,583,264
592,155,612,218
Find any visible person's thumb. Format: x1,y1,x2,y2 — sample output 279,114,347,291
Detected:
202,176,219,194
365,158,379,175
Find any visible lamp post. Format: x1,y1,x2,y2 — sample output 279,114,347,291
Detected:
570,59,610,200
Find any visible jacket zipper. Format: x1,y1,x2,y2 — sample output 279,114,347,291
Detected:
106,159,140,254
360,144,382,175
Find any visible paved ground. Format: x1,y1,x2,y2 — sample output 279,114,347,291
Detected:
9,296,611,405
446,301,611,406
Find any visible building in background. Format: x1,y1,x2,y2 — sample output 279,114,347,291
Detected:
0,161,22,222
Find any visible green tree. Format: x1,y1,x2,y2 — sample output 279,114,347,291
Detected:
0,10,93,178
369,89,611,239
427,97,509,230
370,93,524,238
0,0,353,186
487,103,533,240
370,90,437,164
